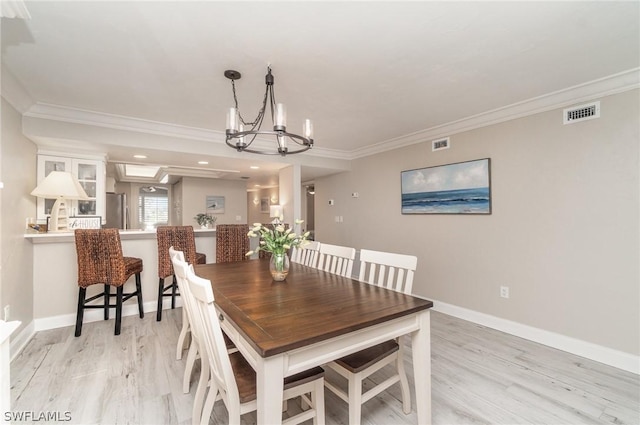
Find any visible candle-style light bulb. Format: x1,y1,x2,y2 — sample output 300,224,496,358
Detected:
274,103,287,131
237,124,245,148
226,107,239,132
303,119,313,140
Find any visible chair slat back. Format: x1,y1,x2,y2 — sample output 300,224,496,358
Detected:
157,226,198,278
186,268,240,407
357,249,417,294
318,243,356,277
292,241,321,267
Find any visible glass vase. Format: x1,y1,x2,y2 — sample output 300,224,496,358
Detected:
269,252,290,281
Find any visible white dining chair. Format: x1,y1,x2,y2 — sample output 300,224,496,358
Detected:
292,241,321,267
323,248,418,425
169,247,202,396
317,243,355,277
185,267,326,425
171,248,237,399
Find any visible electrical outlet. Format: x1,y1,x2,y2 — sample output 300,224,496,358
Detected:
500,286,510,299
4,305,10,321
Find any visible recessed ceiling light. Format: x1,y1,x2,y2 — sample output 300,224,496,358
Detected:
254,184,261,187
250,166,259,169
133,154,147,159
198,161,209,165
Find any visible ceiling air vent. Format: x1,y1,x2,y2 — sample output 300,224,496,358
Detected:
563,101,600,125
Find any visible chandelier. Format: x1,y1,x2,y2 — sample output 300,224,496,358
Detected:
224,67,313,156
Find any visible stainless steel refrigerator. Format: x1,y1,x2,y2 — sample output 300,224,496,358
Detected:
105,192,128,229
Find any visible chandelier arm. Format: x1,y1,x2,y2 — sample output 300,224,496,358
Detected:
224,66,313,156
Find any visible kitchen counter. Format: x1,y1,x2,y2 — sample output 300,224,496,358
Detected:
25,228,216,243
25,227,217,330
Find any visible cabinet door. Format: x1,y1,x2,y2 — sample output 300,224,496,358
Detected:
36,156,72,221
72,160,106,222
36,155,106,224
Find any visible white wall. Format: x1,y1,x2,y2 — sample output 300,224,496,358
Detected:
180,177,247,226
315,89,640,358
247,187,279,225
0,98,37,335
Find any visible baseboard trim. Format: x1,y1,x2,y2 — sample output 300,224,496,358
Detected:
431,300,639,375
33,298,183,332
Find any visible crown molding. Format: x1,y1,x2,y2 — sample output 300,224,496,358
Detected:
21,68,639,163
349,68,640,160
24,102,225,142
24,102,350,161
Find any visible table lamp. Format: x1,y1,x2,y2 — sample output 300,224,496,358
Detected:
30,171,89,232
269,205,283,225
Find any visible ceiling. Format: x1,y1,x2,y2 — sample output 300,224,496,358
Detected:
2,1,639,187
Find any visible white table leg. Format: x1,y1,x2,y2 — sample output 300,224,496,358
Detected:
412,310,432,425
256,354,285,424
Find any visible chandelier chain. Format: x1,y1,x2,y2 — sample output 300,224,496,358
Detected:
231,79,269,129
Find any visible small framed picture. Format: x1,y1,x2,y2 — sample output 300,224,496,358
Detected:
68,216,102,229
260,198,270,213
206,196,225,214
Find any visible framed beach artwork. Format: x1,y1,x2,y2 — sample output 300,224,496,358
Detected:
401,158,491,214
206,196,225,214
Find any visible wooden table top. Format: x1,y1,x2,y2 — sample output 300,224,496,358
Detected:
195,259,433,357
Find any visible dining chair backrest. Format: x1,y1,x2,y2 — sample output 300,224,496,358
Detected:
185,268,240,408
169,247,196,327
300,241,321,268
291,241,321,267
318,243,356,277
358,249,417,294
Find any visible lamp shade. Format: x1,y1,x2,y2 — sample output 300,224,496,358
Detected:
30,171,89,200
269,205,282,219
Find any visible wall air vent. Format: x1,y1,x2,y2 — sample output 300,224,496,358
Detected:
563,101,600,125
432,137,450,151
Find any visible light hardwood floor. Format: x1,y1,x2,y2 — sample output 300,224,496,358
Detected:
10,310,640,424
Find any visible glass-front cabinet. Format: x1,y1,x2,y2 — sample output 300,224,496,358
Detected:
36,154,106,225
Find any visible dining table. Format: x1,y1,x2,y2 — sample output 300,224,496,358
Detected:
195,258,434,425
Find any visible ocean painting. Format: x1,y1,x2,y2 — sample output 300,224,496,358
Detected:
401,158,491,214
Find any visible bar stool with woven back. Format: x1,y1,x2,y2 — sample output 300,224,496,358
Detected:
156,226,206,323
215,224,250,263
74,228,144,337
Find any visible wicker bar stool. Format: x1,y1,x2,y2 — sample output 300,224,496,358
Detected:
156,226,206,322
215,224,250,263
74,229,144,337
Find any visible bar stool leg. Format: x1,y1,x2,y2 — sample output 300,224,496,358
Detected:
157,277,164,321
136,273,144,318
75,288,86,337
115,286,124,335
104,284,110,320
